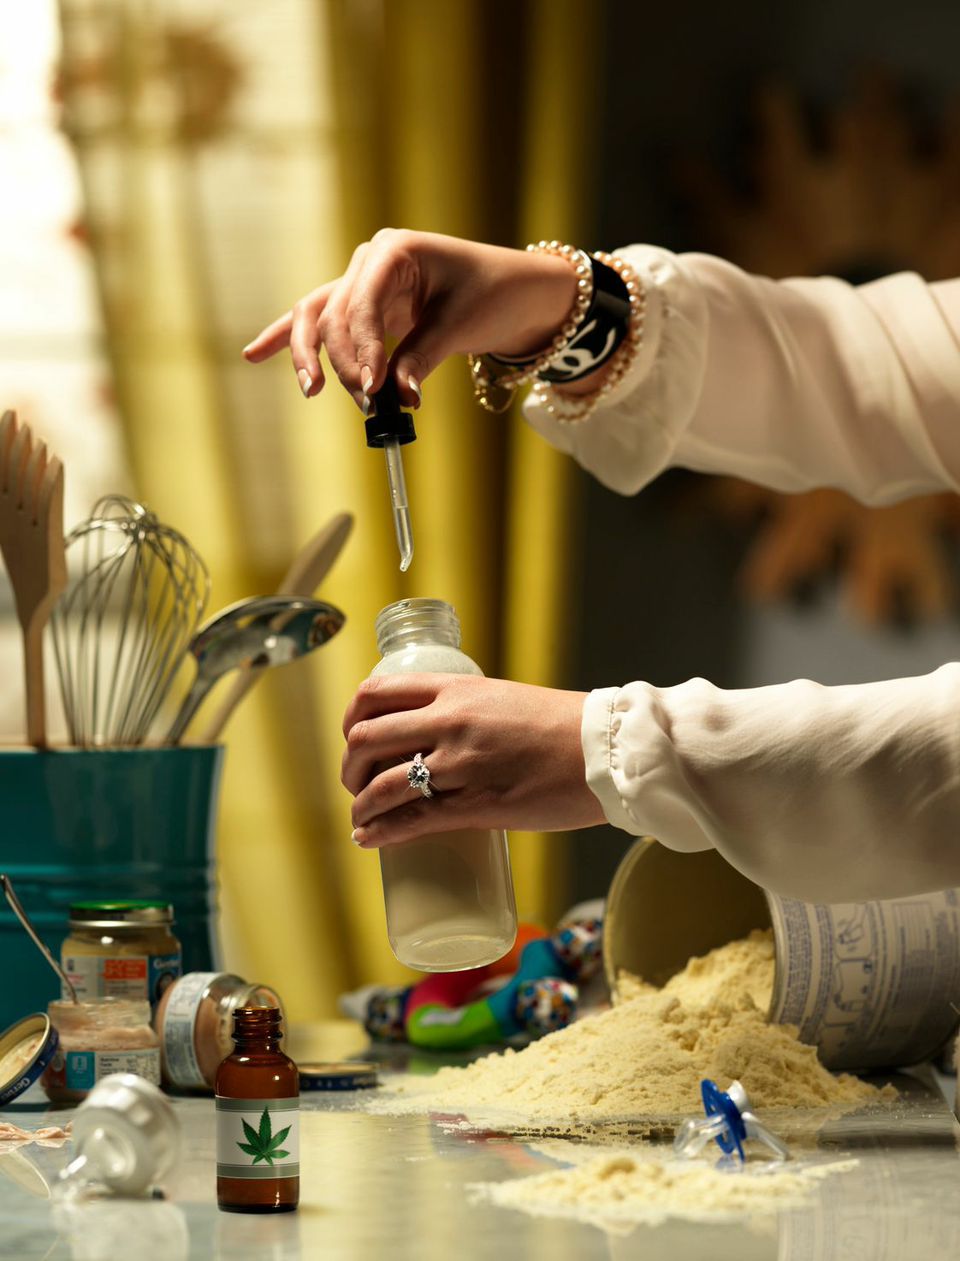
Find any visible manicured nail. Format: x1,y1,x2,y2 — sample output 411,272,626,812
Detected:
242,341,255,355
360,393,372,418
351,829,363,846
408,375,422,407
298,369,313,397
360,366,374,394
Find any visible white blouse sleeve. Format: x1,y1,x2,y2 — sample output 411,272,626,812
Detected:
523,245,960,505
521,248,960,902
581,669,960,903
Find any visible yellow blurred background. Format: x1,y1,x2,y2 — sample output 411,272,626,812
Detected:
0,0,597,1018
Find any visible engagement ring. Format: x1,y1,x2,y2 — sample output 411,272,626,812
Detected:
407,752,434,798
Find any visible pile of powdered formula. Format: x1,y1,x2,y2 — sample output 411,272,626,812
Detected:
471,1149,859,1234
375,930,891,1125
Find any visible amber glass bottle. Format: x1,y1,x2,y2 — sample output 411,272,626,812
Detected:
215,1007,299,1213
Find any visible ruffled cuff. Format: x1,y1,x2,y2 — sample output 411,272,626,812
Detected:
522,244,709,496
582,683,715,853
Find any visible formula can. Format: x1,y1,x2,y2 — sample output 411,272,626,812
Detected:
604,839,960,1071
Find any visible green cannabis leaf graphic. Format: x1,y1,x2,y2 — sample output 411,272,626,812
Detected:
236,1108,291,1165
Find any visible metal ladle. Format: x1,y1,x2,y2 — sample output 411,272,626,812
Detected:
164,595,346,744
1,873,78,1003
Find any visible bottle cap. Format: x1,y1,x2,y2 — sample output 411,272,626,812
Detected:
364,378,416,448
297,1061,378,1091
0,1013,59,1106
68,902,174,928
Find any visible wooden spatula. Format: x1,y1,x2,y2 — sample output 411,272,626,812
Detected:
198,511,354,743
0,410,67,746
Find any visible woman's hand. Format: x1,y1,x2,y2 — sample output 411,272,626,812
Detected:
242,229,578,408
341,674,605,848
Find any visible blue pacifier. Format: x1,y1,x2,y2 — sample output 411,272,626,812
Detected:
673,1079,790,1162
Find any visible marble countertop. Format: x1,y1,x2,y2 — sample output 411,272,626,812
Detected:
1,1024,958,1261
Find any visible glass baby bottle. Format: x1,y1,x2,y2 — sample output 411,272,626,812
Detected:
370,598,518,971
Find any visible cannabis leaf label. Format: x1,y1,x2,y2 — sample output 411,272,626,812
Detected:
235,1108,291,1165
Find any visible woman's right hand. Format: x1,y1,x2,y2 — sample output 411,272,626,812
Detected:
241,229,579,408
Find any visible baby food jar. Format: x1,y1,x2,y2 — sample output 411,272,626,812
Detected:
61,902,182,1013
42,999,161,1104
154,972,284,1093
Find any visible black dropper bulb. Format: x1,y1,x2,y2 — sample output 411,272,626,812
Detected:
364,377,417,448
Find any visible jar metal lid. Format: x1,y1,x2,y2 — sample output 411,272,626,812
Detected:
297,1061,378,1091
0,1014,59,1106
68,901,174,928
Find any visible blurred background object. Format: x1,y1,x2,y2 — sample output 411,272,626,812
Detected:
1,0,595,1017
2,0,960,1017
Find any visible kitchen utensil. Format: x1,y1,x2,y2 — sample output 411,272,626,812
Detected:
200,511,353,743
51,495,209,746
1,873,78,1003
165,595,346,745
0,411,67,746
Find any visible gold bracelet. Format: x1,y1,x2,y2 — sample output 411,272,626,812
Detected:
530,250,646,423
468,241,594,413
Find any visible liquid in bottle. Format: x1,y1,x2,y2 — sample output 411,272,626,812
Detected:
371,598,518,971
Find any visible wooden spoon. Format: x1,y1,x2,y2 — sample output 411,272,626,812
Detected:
199,512,354,743
0,411,67,747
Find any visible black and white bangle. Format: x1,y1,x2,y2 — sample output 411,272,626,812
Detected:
531,249,646,422
468,242,593,412
468,241,644,417
535,254,631,384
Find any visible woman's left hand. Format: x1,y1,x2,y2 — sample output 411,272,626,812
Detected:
341,675,604,848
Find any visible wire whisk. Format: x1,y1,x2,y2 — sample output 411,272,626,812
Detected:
51,495,209,746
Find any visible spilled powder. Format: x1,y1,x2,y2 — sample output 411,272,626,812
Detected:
661,927,775,1010
376,931,891,1124
471,1150,859,1234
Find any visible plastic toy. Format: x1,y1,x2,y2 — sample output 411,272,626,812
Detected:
339,909,604,1051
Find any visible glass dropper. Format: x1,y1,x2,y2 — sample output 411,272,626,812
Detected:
382,435,413,571
364,379,417,572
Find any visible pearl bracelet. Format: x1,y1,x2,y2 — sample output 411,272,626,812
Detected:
468,242,645,419
531,250,646,423
468,241,594,413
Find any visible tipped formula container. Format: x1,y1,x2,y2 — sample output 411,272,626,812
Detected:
604,838,960,1072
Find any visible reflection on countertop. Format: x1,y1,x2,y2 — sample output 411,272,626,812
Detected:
0,1031,957,1261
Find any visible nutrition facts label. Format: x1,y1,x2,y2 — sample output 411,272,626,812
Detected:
62,953,181,1009
769,889,960,1069
64,1048,161,1091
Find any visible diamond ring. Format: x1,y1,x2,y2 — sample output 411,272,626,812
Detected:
407,752,434,799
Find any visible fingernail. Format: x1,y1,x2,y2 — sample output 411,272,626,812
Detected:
408,375,422,407
298,369,313,397
360,393,372,418
360,366,374,394
242,341,255,355
351,829,363,846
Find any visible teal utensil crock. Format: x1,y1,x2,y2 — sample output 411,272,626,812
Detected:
0,746,224,1029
